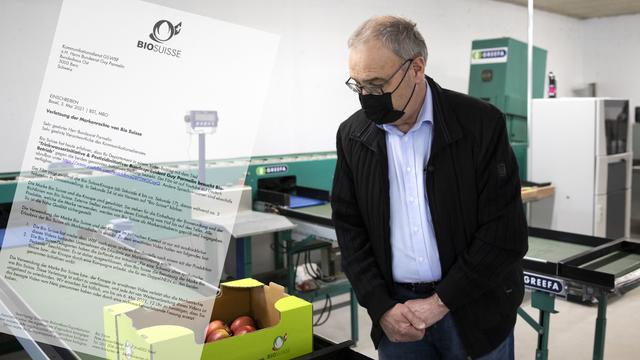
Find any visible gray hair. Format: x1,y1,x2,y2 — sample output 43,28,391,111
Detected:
348,16,428,62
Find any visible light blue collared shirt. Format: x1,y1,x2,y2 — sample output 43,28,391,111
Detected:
379,83,442,283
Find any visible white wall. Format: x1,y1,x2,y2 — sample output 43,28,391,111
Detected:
1,0,585,173
582,13,640,116
533,7,586,98
0,1,61,174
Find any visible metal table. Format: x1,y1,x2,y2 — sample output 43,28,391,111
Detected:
520,227,640,360
266,202,359,345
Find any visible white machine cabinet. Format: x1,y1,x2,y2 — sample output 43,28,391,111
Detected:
529,98,632,239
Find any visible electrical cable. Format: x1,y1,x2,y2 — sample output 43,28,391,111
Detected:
313,294,332,327
310,250,323,279
304,250,322,280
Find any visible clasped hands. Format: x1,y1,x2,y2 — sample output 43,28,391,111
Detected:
380,294,449,342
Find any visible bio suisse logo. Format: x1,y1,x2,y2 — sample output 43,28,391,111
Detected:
149,20,182,43
136,19,183,58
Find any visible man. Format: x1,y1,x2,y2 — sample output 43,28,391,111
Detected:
331,16,528,359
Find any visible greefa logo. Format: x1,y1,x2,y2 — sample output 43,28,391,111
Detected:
523,273,565,295
149,20,182,43
137,19,183,58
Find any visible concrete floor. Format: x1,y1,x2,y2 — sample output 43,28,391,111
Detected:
313,280,640,359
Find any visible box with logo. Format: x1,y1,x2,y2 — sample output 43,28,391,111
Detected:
103,279,313,360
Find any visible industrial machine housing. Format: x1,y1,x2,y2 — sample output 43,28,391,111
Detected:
468,37,547,181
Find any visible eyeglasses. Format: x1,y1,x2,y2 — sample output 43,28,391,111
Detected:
345,58,414,95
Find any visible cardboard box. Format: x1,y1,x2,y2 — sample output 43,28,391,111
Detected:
103,279,312,360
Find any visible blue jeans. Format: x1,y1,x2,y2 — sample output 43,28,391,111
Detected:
378,285,514,360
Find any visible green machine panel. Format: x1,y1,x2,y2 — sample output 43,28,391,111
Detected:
468,37,547,180
244,152,336,199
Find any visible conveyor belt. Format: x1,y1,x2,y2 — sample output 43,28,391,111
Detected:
277,203,333,227
273,210,640,293
582,252,640,276
524,227,640,292
527,236,592,263
289,203,332,219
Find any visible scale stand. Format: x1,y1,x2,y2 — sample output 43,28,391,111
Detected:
184,110,219,185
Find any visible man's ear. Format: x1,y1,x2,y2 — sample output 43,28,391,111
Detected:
412,57,426,79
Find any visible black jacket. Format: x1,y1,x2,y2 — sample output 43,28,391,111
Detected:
331,76,528,358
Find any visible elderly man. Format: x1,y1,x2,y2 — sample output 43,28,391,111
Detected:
331,16,528,359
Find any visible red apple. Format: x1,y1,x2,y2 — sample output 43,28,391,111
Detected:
233,324,256,336
206,320,229,338
230,316,255,333
206,328,230,343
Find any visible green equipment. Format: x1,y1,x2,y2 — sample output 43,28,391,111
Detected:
521,227,640,360
468,37,547,180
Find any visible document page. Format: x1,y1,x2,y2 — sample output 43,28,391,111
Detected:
0,0,278,358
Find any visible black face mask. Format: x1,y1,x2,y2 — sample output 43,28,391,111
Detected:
358,65,417,125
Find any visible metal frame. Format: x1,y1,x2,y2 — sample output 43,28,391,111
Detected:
520,227,640,360
526,227,640,289
270,203,359,345
235,227,359,345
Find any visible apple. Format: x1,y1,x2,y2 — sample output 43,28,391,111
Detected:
233,324,256,336
206,328,230,343
205,320,229,338
230,316,256,333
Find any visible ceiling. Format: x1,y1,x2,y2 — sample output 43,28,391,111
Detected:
495,0,640,19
